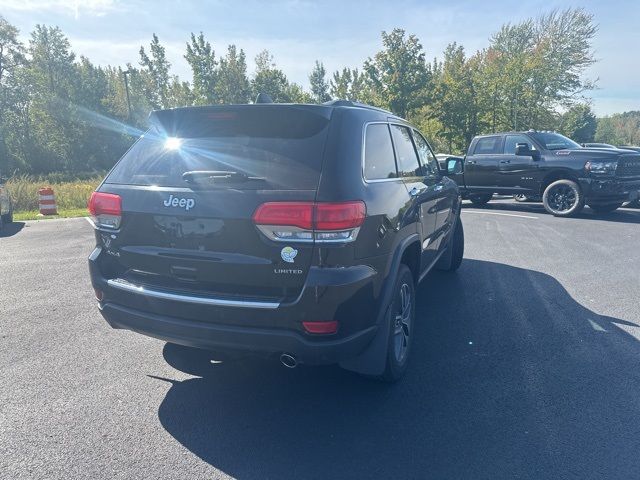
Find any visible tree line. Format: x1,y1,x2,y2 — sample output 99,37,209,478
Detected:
0,8,638,176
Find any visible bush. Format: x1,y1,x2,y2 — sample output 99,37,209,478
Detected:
5,174,103,212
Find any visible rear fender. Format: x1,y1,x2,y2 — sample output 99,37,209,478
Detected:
339,233,420,376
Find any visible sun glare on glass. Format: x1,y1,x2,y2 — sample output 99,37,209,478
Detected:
164,137,182,150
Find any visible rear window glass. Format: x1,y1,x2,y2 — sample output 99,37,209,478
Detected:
364,123,397,180
105,107,330,190
473,136,502,155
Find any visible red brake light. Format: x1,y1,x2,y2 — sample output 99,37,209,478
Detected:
88,192,122,229
252,202,314,229
253,201,366,243
302,321,338,334
88,192,121,216
315,201,366,230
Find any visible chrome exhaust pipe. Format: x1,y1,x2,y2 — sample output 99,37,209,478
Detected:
280,353,298,369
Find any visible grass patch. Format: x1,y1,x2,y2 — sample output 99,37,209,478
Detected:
14,208,90,221
6,174,102,212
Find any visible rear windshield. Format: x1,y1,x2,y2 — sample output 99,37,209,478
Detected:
105,107,331,190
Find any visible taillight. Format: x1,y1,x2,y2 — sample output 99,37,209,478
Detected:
253,201,366,243
88,192,122,229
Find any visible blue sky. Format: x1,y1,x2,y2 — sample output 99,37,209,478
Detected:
2,0,638,115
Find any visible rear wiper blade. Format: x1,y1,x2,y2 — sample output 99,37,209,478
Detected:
182,170,266,183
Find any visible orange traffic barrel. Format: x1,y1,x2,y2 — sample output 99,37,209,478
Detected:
38,187,58,215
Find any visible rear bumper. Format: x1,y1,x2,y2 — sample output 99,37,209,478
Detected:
580,177,640,204
89,247,384,365
99,302,377,365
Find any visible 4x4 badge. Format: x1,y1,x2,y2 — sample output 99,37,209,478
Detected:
281,246,298,263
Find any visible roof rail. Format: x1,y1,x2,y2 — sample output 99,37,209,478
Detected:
322,99,395,116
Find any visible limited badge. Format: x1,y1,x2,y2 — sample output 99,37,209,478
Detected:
280,246,298,263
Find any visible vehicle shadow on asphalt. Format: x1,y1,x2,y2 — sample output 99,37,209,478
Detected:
154,259,640,479
463,201,640,224
0,222,25,237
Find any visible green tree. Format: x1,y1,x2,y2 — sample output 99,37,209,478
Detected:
363,29,430,117
596,111,640,145
184,32,216,105
309,60,330,103
329,67,366,101
215,44,250,104
429,43,478,153
251,50,291,102
0,16,27,173
139,34,171,109
559,103,596,143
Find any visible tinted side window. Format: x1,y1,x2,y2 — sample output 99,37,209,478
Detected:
412,130,440,178
504,135,532,154
473,136,502,155
364,123,397,180
390,125,421,177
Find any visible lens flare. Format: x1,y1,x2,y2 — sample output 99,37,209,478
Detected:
164,137,182,150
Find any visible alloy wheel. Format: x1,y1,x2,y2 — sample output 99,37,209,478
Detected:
393,283,412,363
547,184,577,213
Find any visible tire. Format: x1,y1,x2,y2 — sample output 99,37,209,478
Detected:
513,194,530,202
468,193,493,207
542,179,584,217
624,199,639,209
379,264,415,382
436,216,464,272
588,203,623,214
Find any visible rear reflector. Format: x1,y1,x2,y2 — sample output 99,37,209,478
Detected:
302,321,338,334
88,192,122,229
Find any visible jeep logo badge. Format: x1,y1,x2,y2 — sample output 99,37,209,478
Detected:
163,194,195,211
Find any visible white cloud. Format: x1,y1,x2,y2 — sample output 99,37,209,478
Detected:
1,0,119,19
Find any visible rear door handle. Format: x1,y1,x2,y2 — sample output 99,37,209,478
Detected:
466,160,477,165
500,160,511,164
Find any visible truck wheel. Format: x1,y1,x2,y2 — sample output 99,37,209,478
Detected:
626,199,640,209
468,193,493,207
542,179,584,217
588,203,623,214
436,216,464,272
1,210,12,224
379,264,415,382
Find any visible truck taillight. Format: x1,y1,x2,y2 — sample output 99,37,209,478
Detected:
88,192,122,229
253,201,365,243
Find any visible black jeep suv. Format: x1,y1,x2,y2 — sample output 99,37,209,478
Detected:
445,131,640,216
88,101,464,381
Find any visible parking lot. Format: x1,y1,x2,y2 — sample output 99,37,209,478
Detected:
1,200,640,480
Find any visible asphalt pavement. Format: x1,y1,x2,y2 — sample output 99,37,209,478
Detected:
1,201,640,479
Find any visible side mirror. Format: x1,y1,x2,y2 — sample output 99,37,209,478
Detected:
515,143,531,156
446,158,463,175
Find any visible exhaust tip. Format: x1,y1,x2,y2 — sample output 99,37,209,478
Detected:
280,353,298,369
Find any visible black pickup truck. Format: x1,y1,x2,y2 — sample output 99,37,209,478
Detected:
444,131,640,216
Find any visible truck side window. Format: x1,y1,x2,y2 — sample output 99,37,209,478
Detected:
390,125,421,177
412,130,440,178
364,123,398,180
504,135,532,154
473,136,502,155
